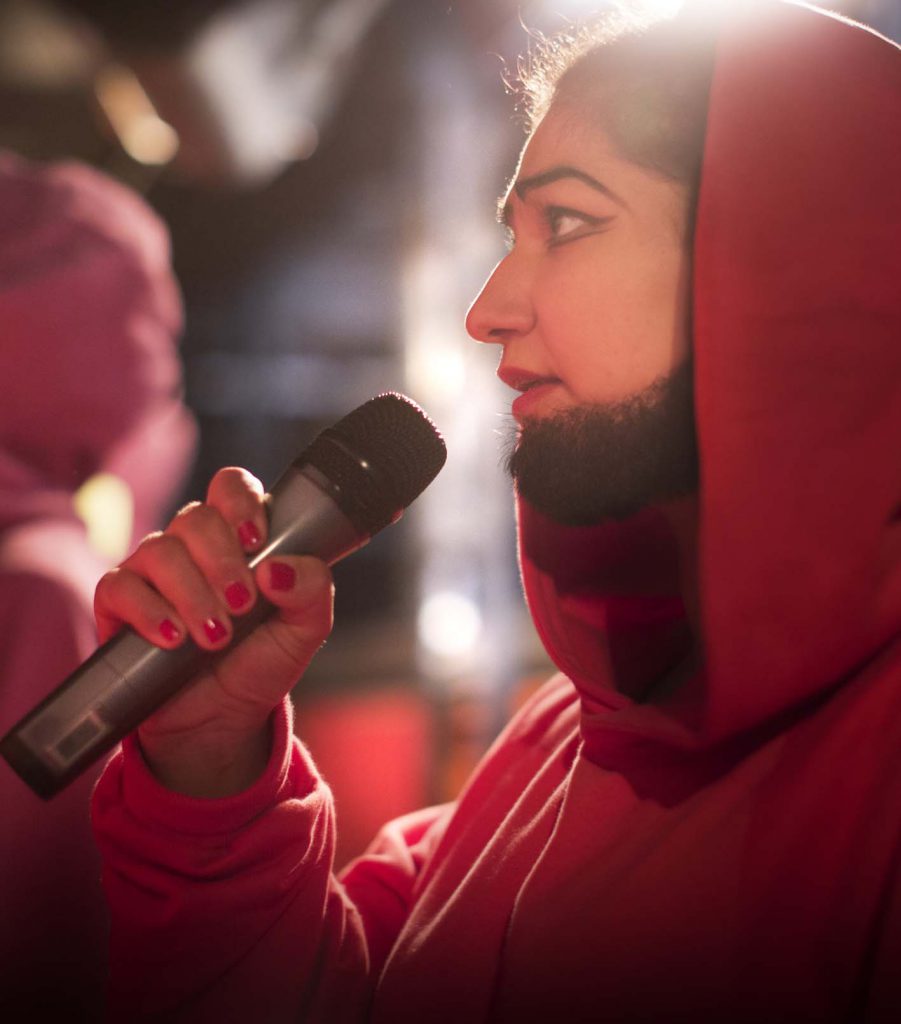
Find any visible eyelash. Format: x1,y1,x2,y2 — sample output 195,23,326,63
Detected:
502,207,610,252
544,206,609,246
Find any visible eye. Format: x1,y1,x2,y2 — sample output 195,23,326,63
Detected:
544,206,611,246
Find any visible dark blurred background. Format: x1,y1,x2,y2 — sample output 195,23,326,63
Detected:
2,0,897,863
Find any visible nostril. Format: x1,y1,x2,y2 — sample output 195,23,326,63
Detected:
489,327,517,343
465,306,498,346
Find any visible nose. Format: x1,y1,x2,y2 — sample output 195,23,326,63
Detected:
465,256,535,345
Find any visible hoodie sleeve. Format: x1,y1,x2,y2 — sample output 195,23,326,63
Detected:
92,698,448,1023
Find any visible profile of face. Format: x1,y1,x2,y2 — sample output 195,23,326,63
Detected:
466,101,699,525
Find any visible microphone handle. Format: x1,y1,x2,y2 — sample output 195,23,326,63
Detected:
0,464,370,800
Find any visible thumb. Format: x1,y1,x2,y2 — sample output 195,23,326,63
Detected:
254,555,335,662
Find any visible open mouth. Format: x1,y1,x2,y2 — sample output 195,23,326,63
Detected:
519,377,558,392
498,367,561,394
508,378,563,422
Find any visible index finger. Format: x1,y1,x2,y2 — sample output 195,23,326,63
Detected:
205,467,268,554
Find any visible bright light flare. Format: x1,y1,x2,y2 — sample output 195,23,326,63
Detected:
635,0,683,17
417,591,483,660
540,0,686,20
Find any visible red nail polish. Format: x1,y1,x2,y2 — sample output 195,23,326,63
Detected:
238,521,261,550
225,581,251,611
160,619,181,643
269,562,296,591
203,618,228,644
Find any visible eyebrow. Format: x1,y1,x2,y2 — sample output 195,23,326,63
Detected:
497,165,628,225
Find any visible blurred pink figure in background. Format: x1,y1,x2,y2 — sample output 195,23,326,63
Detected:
0,151,196,1019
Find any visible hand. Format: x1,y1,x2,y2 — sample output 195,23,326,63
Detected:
94,467,335,797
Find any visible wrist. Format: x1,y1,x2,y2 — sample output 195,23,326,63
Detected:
138,717,273,799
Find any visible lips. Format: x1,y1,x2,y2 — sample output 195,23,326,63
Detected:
497,366,563,421
497,366,559,394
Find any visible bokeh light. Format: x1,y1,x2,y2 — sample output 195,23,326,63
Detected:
417,591,484,661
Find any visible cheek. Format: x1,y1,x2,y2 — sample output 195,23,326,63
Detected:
538,246,691,403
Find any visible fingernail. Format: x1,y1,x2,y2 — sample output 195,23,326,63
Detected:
269,562,296,591
225,581,251,611
160,619,181,643
203,618,228,644
238,520,261,550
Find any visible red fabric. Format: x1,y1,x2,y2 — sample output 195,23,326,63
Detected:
92,4,901,1022
0,154,196,1016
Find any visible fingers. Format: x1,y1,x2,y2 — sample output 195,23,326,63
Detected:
167,502,256,625
96,531,234,649
206,467,268,556
94,467,335,679
95,467,269,649
95,559,187,647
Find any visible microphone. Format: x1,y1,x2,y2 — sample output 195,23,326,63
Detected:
0,392,446,800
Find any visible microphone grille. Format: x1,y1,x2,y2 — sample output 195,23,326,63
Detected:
301,392,447,535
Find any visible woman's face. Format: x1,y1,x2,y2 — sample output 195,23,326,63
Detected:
466,101,694,424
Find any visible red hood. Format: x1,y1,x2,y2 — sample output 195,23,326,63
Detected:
0,153,197,547
518,1,901,762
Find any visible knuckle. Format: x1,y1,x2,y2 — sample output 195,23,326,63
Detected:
216,466,248,485
172,500,202,521
94,566,137,614
136,528,164,546
208,467,266,510
94,567,120,601
300,557,334,591
141,531,183,558
169,502,224,537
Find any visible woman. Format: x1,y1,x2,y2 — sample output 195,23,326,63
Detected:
92,2,901,1020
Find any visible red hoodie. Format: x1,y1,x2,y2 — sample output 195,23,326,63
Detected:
94,3,901,1021
0,154,196,1019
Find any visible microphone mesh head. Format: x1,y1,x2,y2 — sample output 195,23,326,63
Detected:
300,393,447,535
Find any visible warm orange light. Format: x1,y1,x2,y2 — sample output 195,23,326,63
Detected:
94,64,179,166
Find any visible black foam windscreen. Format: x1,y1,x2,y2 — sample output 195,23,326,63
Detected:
300,392,447,535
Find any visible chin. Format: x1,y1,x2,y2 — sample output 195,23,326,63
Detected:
504,359,700,526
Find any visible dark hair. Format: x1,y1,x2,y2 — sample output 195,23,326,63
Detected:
514,7,716,193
